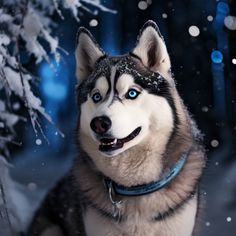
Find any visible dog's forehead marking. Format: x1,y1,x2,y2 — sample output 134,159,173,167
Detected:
110,66,117,89
105,65,117,105
95,76,109,95
116,74,134,94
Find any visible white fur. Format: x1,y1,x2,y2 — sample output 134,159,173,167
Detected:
95,76,109,95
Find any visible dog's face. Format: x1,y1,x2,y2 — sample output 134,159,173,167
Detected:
76,21,175,158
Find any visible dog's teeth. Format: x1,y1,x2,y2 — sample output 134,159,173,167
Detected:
101,139,117,146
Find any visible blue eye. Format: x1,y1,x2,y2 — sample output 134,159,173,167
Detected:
92,92,102,103
126,89,140,100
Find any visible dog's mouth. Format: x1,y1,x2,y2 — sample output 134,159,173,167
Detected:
99,127,142,153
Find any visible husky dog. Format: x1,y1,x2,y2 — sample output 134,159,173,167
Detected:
26,20,206,236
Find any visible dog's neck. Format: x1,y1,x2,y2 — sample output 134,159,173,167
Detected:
103,149,189,197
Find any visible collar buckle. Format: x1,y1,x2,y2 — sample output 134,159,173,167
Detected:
106,180,123,220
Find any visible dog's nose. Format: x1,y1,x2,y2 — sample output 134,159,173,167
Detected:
90,116,112,134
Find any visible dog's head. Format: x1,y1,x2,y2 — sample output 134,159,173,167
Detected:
76,21,175,160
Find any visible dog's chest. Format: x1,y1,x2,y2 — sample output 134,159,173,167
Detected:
83,197,197,236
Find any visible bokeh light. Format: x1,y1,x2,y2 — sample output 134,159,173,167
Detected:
211,50,223,64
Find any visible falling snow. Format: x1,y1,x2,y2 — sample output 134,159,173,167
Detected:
206,222,211,227
35,139,42,145
188,25,200,37
202,106,209,112
138,1,148,10
89,19,98,27
211,139,219,147
162,13,168,19
207,15,214,22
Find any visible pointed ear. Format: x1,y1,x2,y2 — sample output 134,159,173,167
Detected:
75,27,105,82
133,20,171,75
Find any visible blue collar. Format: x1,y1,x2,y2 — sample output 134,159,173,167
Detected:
104,151,189,197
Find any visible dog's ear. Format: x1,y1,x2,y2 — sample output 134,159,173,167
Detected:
133,20,171,76
76,27,105,82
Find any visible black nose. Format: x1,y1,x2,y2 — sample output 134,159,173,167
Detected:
90,116,112,134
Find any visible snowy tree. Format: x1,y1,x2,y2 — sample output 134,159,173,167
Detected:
0,1,115,235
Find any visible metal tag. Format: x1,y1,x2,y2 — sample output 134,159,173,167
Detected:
108,181,123,220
